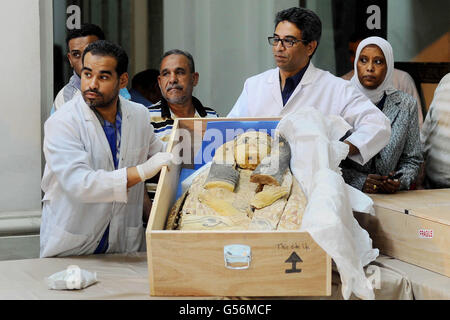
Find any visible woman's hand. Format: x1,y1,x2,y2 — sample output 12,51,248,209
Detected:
363,174,386,193
381,171,401,193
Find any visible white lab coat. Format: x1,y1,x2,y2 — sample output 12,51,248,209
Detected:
228,63,391,165
40,95,164,258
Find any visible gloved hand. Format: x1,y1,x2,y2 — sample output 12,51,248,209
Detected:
136,152,174,182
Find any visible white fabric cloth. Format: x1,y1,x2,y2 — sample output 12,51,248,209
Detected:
277,107,379,300
228,62,391,166
420,73,450,188
40,95,164,258
350,36,397,104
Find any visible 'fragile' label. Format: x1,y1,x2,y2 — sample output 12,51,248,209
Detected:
418,229,433,239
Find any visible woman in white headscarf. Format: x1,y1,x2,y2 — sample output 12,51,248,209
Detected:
341,36,423,194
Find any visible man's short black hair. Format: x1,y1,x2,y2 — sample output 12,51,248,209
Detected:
132,69,160,89
160,49,195,73
275,7,322,56
66,23,105,46
82,40,128,76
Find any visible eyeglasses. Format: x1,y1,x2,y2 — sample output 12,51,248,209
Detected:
267,36,307,48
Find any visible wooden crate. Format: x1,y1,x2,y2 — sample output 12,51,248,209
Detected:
355,189,450,277
146,118,332,297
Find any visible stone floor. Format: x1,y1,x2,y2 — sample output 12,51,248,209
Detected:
0,235,40,261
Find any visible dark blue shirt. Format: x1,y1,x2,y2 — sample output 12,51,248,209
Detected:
102,112,122,170
129,88,152,107
281,62,310,106
91,104,122,255
91,105,122,170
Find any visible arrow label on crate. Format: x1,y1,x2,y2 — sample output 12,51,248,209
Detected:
285,251,302,273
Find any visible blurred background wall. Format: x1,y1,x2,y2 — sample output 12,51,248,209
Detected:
53,0,449,116
0,0,51,260
0,0,448,260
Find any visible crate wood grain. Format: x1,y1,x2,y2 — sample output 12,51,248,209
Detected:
148,231,331,296
355,189,450,277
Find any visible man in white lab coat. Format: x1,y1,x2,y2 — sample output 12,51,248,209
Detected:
40,41,173,257
228,7,391,165
52,23,131,115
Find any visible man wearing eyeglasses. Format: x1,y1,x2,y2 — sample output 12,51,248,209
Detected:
228,7,391,166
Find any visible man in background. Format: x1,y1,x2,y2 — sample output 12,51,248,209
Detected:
149,49,219,142
129,69,162,106
420,73,450,188
52,23,130,115
228,7,390,166
143,50,220,224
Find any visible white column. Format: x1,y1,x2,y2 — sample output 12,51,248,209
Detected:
0,0,51,234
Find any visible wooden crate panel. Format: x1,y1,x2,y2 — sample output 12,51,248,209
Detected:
355,190,450,277
146,118,332,296
148,231,331,296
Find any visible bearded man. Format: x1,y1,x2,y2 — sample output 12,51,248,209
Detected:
40,41,173,257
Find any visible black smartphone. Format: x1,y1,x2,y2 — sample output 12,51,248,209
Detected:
388,172,403,180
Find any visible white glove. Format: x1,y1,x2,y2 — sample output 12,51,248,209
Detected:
136,152,174,182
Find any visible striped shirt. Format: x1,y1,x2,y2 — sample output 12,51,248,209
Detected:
148,96,219,142
420,73,450,188
53,72,81,113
